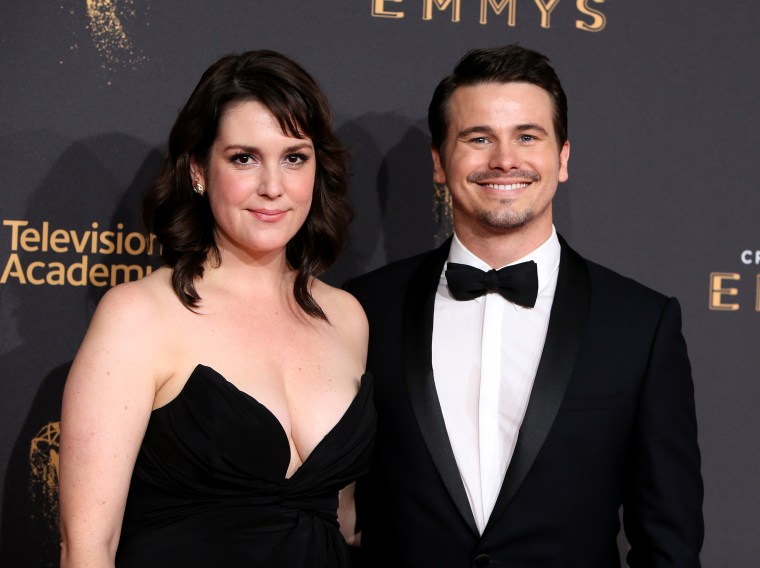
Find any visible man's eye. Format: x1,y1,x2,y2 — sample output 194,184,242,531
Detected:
519,134,536,142
470,137,488,144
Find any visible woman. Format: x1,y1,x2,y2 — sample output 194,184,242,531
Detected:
59,50,374,567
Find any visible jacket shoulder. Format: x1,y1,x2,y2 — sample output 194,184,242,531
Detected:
585,258,671,306
344,249,438,296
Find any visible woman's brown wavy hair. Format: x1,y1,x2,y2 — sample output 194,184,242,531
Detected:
143,50,352,321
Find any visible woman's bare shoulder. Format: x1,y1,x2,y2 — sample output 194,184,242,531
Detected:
310,279,368,346
69,267,186,391
81,267,184,359
96,267,176,319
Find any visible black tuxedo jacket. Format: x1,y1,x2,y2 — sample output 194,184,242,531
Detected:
345,236,703,568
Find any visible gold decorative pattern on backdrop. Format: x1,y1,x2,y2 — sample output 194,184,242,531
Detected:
29,422,61,532
85,0,148,69
433,182,453,244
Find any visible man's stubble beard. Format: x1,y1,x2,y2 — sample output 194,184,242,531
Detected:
474,201,534,232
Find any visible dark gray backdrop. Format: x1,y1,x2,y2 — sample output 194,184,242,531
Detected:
1,2,758,565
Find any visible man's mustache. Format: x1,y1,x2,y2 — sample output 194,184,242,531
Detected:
467,170,540,183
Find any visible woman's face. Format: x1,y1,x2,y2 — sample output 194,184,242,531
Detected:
192,100,316,262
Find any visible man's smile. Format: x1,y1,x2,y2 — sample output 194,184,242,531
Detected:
481,182,531,191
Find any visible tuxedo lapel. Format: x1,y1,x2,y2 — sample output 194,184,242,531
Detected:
403,238,479,534
484,237,591,535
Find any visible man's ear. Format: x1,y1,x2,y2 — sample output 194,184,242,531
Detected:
558,140,570,183
432,146,446,185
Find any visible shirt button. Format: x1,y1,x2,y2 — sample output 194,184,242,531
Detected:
473,554,491,567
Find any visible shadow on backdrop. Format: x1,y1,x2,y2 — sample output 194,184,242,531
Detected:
327,113,438,285
0,133,162,567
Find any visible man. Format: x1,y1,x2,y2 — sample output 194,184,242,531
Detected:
345,45,703,567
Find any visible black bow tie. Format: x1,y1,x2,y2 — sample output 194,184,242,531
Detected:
445,261,539,307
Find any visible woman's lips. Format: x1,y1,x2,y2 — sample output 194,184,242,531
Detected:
250,209,287,222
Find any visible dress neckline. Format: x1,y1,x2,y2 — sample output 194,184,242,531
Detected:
159,364,370,480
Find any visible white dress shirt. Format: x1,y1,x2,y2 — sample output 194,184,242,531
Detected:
432,227,561,533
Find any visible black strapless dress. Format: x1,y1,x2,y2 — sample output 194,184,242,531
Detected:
115,365,375,568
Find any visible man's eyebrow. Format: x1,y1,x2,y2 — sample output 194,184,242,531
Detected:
457,125,495,138
456,123,551,139
515,123,550,135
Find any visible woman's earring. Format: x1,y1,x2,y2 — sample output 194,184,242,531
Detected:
193,180,205,196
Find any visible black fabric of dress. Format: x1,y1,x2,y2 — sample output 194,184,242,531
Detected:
115,365,375,568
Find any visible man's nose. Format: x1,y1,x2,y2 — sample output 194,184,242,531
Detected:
488,142,518,171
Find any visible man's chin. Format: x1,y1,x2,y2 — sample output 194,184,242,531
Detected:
474,209,533,232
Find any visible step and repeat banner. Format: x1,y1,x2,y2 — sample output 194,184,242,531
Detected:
1,2,758,565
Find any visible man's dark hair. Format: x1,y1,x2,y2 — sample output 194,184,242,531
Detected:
428,44,568,153
143,50,351,321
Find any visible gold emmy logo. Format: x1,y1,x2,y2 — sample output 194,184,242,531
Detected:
29,422,61,532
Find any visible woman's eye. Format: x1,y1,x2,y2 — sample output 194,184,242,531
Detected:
231,153,261,166
285,153,308,165
231,153,252,164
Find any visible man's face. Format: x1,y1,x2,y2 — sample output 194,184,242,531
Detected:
432,81,570,246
